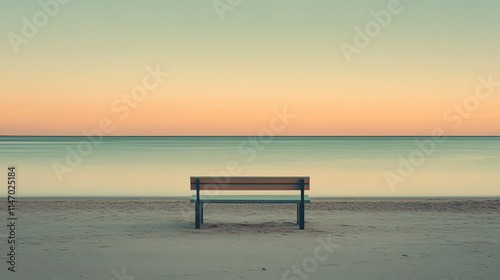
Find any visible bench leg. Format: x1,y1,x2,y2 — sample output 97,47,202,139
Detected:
299,203,305,230
201,203,204,224
297,203,299,224
195,202,201,229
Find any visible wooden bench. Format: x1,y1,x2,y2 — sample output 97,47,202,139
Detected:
190,176,310,229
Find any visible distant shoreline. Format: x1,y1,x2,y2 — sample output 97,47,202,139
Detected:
1,135,500,137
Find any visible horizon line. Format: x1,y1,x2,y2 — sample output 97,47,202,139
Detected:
1,135,500,137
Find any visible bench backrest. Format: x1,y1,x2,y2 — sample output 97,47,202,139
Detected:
190,176,310,191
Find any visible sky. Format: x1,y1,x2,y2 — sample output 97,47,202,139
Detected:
1,0,499,136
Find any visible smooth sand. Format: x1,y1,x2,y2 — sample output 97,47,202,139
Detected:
1,198,499,279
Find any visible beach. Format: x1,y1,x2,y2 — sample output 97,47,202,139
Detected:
1,198,499,279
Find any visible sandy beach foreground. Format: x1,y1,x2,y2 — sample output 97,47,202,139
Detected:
1,198,499,280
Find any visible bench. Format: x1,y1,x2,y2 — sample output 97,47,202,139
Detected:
190,176,310,229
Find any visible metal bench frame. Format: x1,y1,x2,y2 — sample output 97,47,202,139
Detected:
190,176,310,230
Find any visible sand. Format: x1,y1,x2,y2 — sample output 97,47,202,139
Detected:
1,198,499,279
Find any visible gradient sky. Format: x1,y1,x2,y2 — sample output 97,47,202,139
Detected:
1,0,499,136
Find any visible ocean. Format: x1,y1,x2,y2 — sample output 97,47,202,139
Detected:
1,136,499,197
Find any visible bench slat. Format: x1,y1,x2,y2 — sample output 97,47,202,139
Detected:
190,195,310,203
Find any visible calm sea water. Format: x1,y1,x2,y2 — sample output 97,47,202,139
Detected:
1,136,499,197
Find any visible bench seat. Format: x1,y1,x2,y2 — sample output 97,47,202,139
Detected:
190,195,311,203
